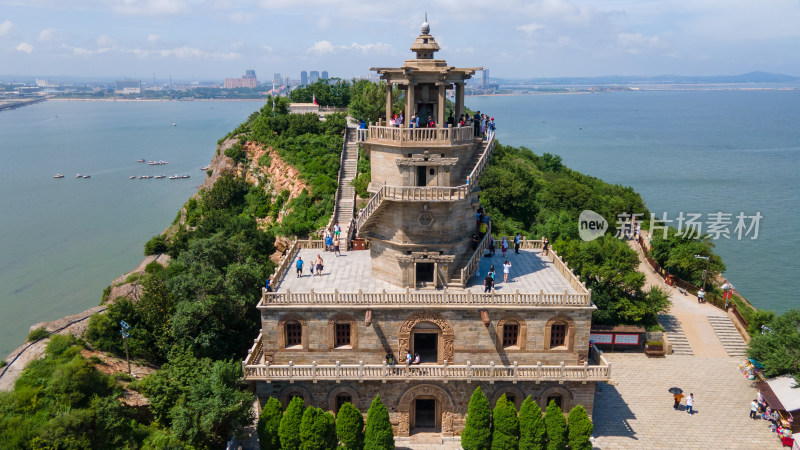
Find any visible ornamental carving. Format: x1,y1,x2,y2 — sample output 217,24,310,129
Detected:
398,311,455,362
396,384,456,434
418,212,434,226
396,152,458,167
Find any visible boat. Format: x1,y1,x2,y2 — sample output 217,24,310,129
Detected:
181,175,190,179
54,174,64,178
142,175,153,179
172,123,177,126
201,166,209,170
169,175,179,179
154,175,165,179
75,174,82,178
137,159,145,163
130,176,136,179
82,175,91,178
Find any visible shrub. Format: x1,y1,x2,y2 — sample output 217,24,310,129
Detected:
258,397,282,450
336,402,365,450
144,235,167,255
279,396,305,449
462,387,492,449
225,143,247,164
544,400,566,450
519,396,545,450
567,405,592,450
300,406,337,450
27,327,50,342
364,395,394,449
491,394,519,450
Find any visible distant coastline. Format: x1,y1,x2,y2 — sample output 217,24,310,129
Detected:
48,97,266,102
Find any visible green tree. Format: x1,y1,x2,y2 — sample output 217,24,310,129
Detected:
364,395,394,450
491,394,519,450
258,397,283,449
566,405,592,450
300,406,337,450
519,396,545,450
462,387,492,449
279,396,305,449
349,80,387,123
144,234,168,255
336,402,365,450
544,400,566,450
747,309,800,381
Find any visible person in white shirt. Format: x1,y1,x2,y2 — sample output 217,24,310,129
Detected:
686,393,694,415
503,260,512,283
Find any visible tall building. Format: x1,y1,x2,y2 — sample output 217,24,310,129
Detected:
224,70,258,89
244,19,608,439
481,69,489,88
273,73,282,85
300,71,308,86
309,71,320,83
321,71,329,80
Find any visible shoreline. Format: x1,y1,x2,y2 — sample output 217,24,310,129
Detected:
48,97,267,102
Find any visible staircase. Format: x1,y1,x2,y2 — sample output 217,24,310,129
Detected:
706,315,748,357
331,126,359,239
658,314,694,355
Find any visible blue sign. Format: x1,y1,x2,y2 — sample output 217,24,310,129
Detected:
120,320,131,330
120,329,130,338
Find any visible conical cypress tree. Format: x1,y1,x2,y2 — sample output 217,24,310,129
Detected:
461,387,492,450
279,396,305,450
300,406,337,450
567,405,593,450
491,394,519,450
336,402,365,450
258,396,283,449
518,396,545,450
364,395,394,449
544,400,566,450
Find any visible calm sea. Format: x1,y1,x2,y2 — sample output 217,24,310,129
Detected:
1,92,797,357
0,100,264,357
468,90,799,315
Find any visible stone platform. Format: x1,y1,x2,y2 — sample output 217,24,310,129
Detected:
275,248,575,294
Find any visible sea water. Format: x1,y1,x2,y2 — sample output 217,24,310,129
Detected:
467,90,799,315
0,100,264,356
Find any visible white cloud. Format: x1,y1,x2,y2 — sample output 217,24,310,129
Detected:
147,34,160,42
307,40,392,55
617,32,666,54
349,42,392,54
37,28,55,42
155,46,241,59
317,15,331,30
16,42,33,53
113,0,189,16
518,23,545,37
96,34,116,47
263,45,273,52
0,20,13,36
306,40,336,54
228,11,256,23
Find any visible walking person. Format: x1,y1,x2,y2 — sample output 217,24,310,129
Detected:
296,257,304,278
501,237,509,258
489,235,495,256
673,392,684,410
334,238,341,257
325,233,333,252
315,254,324,277
503,260,512,283
483,273,493,293
750,399,759,419
333,222,341,239
514,233,521,254
265,277,272,293
542,237,550,256
686,393,694,415
697,288,705,303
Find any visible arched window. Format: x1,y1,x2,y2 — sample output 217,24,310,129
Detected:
544,315,575,351
503,323,520,348
327,313,357,350
285,321,302,347
550,322,567,348
278,313,308,350
496,316,527,351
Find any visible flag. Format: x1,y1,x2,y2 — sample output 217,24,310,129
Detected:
313,94,317,105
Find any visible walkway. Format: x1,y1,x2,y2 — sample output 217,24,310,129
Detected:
332,125,359,236
592,353,781,449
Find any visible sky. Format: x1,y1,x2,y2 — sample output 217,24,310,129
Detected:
2,0,800,81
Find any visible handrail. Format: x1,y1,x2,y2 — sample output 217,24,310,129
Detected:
459,223,492,287
366,125,475,145
243,360,610,382
466,136,496,187
270,240,300,289
323,126,351,235
547,249,589,294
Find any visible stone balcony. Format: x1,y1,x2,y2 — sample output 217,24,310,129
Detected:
358,125,476,147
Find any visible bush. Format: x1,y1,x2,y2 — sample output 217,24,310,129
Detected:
544,400,566,450
225,142,248,164
279,396,305,449
336,402,365,450
144,235,167,255
491,394,519,450
364,395,394,449
462,387,492,449
519,396,545,450
27,327,50,342
258,397,282,450
567,405,592,450
300,406,337,450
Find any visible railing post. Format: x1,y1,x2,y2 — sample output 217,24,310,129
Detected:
467,361,472,384
289,361,294,383
382,361,388,383
265,360,270,383
563,289,568,305
442,286,447,304
443,360,449,383
359,360,364,383
310,288,315,304
335,360,341,384
584,361,589,381
490,361,496,385
335,289,339,304
536,361,542,382
560,361,565,381
286,288,291,303
312,361,317,383
515,289,520,305
513,361,519,384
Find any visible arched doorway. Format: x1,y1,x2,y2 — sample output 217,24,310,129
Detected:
396,384,456,436
398,311,454,363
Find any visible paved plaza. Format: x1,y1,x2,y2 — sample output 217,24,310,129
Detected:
274,247,575,293
592,353,782,449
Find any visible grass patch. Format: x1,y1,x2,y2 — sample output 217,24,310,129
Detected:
27,327,50,342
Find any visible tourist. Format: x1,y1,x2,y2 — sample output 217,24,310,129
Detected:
501,236,509,258
334,222,341,238
479,220,488,236
503,260,512,283
488,235,495,256
309,262,314,276
473,111,481,137
484,273,493,293
750,399,759,419
722,280,734,301
386,353,395,365
674,392,684,410
480,114,486,140
325,233,333,252
413,353,421,364
406,352,412,365
447,114,454,128
488,117,496,139
697,288,705,303
472,234,480,250
315,254,324,277
334,238,341,257
428,116,435,128
414,114,420,128
514,233,522,254
489,265,496,282
265,277,272,293
686,393,694,415
476,209,483,231
542,237,550,256
296,257,304,277
758,390,764,405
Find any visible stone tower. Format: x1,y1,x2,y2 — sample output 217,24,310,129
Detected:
356,20,484,288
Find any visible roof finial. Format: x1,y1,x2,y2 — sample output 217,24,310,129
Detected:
421,13,430,35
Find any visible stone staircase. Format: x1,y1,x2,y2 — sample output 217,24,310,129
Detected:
395,433,463,449
706,315,748,357
658,314,694,355
332,126,359,238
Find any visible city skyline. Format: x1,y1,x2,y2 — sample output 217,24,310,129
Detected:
2,1,800,79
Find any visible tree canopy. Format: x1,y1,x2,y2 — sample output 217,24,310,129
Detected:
462,387,492,449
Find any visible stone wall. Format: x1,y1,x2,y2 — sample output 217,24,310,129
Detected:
254,379,597,437
366,141,480,191
260,307,593,367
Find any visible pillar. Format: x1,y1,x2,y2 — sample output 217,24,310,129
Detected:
437,84,446,127
385,82,393,126
405,83,415,127
455,82,464,121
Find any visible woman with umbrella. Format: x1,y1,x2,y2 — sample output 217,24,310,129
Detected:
670,387,684,410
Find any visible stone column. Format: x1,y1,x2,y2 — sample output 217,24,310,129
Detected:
405,83,415,127
437,83,446,127
455,82,464,121
385,82,393,126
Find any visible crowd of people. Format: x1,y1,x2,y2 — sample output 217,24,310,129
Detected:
379,110,496,140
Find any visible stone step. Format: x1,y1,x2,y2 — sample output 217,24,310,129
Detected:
706,315,748,356
658,314,694,355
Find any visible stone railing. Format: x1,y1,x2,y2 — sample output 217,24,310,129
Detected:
366,125,475,145
547,249,589,294
466,135,495,187
259,287,592,308
355,128,368,142
270,240,301,287
459,223,493,286
244,358,610,383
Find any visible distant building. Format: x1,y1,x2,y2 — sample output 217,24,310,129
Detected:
310,71,320,83
115,80,142,94
321,71,329,80
224,70,258,89
481,69,489,88
300,71,308,86
284,76,290,88
274,73,282,85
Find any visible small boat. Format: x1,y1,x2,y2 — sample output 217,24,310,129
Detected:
75,174,82,178
154,175,165,179
137,159,145,163
130,176,136,179
172,123,177,126
181,175,190,179
82,175,91,178
201,166,209,170
54,174,64,178
169,175,179,179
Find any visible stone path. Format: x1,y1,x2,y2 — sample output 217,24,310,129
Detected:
707,315,748,357
593,353,782,449
658,314,693,355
